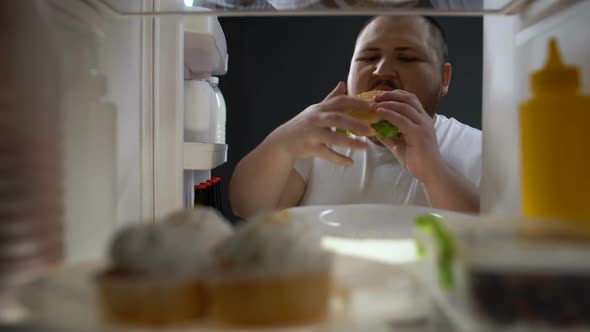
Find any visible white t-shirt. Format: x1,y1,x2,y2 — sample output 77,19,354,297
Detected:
293,114,481,206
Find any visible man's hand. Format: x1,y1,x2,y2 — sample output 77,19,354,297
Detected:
266,82,371,166
372,89,479,213
371,89,443,184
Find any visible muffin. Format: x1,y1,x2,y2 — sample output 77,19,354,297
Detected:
95,207,232,327
206,210,333,328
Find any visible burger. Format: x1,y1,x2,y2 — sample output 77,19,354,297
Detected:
340,90,400,139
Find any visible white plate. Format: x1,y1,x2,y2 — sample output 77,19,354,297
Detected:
287,204,468,239
287,204,470,265
19,255,430,332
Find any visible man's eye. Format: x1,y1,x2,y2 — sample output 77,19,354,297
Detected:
357,56,379,62
399,56,418,62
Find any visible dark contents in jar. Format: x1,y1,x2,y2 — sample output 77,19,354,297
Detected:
469,270,590,327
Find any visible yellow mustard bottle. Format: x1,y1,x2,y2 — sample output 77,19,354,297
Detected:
520,38,590,223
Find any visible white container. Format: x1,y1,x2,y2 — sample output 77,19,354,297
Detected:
183,16,228,76
458,221,590,332
416,215,590,332
184,80,215,143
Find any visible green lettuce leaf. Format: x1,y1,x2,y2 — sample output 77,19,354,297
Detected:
336,120,400,139
371,120,401,139
415,214,456,290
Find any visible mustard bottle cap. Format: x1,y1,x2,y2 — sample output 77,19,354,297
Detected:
531,38,579,95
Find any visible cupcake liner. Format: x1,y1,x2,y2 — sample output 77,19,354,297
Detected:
95,270,205,327
207,271,332,328
207,251,333,283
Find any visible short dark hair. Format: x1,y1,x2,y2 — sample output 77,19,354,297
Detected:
358,16,449,65
423,16,448,64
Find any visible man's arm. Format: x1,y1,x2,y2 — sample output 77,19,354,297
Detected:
373,90,480,213
230,82,371,219
230,136,305,218
421,163,479,213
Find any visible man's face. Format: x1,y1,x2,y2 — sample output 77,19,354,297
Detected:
347,17,449,116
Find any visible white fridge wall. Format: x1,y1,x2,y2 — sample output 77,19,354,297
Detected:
97,0,144,227
48,0,117,262
481,15,520,215
54,0,205,262
481,0,590,215
153,0,186,219
49,0,152,262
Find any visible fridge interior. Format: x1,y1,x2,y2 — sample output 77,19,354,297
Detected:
3,0,590,329
58,0,589,261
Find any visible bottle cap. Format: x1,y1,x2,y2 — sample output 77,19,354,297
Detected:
531,38,579,95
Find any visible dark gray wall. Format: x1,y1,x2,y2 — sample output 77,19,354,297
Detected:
213,16,482,222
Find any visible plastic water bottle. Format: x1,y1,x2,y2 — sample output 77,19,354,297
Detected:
209,77,226,144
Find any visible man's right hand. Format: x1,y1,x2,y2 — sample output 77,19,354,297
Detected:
264,82,372,166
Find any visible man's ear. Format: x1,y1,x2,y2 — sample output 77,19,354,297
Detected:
440,63,452,97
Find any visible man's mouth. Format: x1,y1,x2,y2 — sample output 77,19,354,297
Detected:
371,80,398,91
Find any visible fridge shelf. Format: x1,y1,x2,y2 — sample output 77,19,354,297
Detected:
17,255,438,332
183,142,228,170
91,0,528,17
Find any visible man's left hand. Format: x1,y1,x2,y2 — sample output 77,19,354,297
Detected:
371,89,444,185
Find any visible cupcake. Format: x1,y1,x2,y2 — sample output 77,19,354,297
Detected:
206,210,333,328
95,207,232,327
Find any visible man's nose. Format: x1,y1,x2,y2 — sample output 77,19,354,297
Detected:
373,57,397,77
